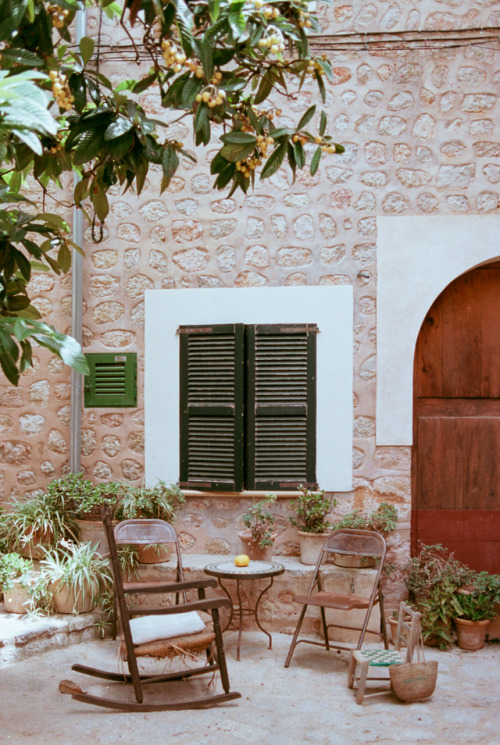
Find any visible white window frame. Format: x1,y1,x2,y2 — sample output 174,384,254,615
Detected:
145,285,353,492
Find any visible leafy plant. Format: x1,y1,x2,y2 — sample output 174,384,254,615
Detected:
241,493,277,549
0,483,78,555
333,503,398,535
56,473,126,520
404,544,476,647
0,552,33,592
290,485,336,534
0,0,344,384
40,539,113,613
114,481,185,522
453,590,497,622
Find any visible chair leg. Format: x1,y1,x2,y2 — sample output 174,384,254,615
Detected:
355,659,369,705
284,604,308,668
347,652,356,689
212,608,230,694
378,590,389,649
319,606,330,651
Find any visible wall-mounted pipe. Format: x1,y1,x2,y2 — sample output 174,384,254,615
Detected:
70,9,87,474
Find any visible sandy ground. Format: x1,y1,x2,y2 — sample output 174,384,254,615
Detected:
1,630,499,745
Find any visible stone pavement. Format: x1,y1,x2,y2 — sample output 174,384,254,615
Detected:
0,622,499,745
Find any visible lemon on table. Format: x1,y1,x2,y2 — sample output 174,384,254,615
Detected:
234,554,250,567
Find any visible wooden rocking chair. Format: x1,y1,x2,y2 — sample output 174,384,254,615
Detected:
59,507,241,711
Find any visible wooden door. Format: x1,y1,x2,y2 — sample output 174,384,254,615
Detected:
413,261,500,572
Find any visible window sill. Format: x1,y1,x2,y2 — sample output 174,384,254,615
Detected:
181,490,305,499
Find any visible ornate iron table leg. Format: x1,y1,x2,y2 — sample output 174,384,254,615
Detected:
216,578,234,633
253,576,275,650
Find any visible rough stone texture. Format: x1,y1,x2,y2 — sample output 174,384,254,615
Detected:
0,5,498,611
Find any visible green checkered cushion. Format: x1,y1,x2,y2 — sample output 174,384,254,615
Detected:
358,649,404,667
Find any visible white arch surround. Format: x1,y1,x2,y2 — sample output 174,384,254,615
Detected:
377,215,500,446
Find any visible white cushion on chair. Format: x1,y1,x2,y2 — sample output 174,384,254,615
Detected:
130,611,206,645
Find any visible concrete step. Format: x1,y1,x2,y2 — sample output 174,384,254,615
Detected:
0,606,101,668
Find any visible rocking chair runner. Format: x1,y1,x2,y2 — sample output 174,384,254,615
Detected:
60,507,241,711
285,529,388,668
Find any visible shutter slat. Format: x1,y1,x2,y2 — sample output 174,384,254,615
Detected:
84,354,136,407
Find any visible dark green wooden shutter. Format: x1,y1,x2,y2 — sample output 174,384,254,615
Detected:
84,353,136,407
246,324,317,490
179,324,244,491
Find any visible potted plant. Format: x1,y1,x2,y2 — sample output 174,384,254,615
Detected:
239,493,277,561
473,571,500,640
403,543,475,648
290,486,336,565
0,553,38,614
62,474,126,554
453,589,497,650
0,483,78,559
331,502,398,567
114,481,185,563
40,540,113,614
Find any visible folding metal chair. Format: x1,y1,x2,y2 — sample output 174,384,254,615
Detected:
60,506,241,711
348,602,421,704
285,529,388,668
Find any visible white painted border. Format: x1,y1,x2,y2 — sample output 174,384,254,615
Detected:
377,215,500,445
145,285,353,491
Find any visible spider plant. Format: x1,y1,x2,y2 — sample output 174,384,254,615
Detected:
40,540,113,614
0,484,78,557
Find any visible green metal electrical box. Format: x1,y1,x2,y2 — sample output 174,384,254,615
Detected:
84,353,137,407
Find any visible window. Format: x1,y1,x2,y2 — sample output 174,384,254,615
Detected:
178,323,317,491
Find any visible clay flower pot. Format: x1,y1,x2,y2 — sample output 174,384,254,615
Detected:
238,530,277,562
297,531,329,566
454,617,490,651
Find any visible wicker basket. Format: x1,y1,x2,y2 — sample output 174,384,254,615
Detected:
389,659,438,702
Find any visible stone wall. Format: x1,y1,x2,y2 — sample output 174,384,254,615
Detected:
0,3,498,591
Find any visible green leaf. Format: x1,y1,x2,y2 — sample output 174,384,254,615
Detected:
228,2,246,40
161,145,179,189
254,73,273,105
315,70,326,104
208,0,220,22
316,58,334,83
91,186,109,222
11,128,42,154
310,146,322,176
104,117,134,141
57,242,72,274
79,36,95,66
0,48,43,66
131,72,158,95
220,131,257,146
200,35,214,82
220,142,255,163
293,140,305,169
297,105,316,131
260,141,287,179
319,111,327,137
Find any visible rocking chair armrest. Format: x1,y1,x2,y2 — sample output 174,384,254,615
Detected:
123,578,218,595
128,596,232,617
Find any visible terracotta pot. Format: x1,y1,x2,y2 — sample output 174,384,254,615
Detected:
135,543,172,564
454,617,490,651
3,581,31,614
388,617,399,645
19,530,52,560
238,530,277,562
332,553,376,568
52,580,95,614
486,604,500,641
297,531,329,566
75,518,113,555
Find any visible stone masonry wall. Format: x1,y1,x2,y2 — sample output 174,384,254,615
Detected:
0,3,498,592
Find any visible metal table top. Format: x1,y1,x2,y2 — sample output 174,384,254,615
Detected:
204,559,285,580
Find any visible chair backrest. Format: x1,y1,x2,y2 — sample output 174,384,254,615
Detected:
101,507,185,591
322,528,386,559
394,602,421,662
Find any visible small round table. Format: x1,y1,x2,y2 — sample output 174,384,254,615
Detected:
204,559,285,660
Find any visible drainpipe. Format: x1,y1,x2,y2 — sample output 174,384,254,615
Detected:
69,9,87,474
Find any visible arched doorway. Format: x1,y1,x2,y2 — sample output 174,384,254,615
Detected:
412,260,500,572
